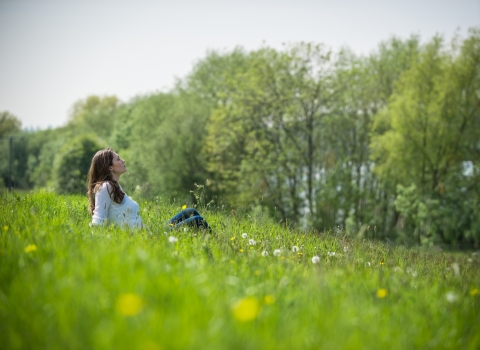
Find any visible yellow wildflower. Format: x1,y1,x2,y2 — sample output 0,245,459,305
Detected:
470,288,479,296
263,295,275,305
3,226,8,231
230,237,235,241
115,293,144,316
376,288,388,298
24,244,37,253
232,297,261,322
239,249,244,253
182,205,187,210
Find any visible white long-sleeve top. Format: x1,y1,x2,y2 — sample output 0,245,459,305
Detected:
91,182,143,228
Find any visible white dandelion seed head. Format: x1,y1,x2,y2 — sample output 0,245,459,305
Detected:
292,246,299,253
273,249,281,256
445,292,458,303
242,233,248,239
311,256,320,264
248,239,256,246
262,250,269,257
451,263,460,277
168,236,178,243
327,251,335,257
343,246,349,253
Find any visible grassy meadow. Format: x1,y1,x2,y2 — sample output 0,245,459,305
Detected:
1,190,479,350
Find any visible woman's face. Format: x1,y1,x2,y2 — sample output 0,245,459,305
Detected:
110,152,127,177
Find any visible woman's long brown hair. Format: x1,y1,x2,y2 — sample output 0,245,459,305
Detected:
87,148,125,215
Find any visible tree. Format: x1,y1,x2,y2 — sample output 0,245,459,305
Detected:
315,36,420,236
0,111,22,188
121,91,211,202
67,95,120,140
52,134,102,194
199,43,348,224
371,30,480,244
0,111,21,138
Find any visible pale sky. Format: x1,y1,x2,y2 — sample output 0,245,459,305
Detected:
0,0,479,130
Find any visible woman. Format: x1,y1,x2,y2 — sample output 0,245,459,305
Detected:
87,148,210,230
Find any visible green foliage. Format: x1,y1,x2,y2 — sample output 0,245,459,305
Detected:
122,91,211,202
394,184,441,245
199,43,344,224
28,130,68,189
0,111,21,138
0,112,22,188
0,192,479,349
52,134,102,194
67,95,120,140
371,30,480,244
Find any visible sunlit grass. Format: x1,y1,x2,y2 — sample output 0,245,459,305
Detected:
1,191,479,349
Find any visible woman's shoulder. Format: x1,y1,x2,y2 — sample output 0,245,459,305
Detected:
95,181,113,193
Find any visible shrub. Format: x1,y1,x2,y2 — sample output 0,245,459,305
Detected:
53,134,101,194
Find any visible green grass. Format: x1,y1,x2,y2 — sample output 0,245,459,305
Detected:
1,191,479,350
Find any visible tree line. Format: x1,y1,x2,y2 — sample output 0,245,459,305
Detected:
1,28,479,246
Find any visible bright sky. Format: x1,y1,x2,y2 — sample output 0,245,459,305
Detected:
0,0,478,130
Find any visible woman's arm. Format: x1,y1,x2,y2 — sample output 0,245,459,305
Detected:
91,183,112,226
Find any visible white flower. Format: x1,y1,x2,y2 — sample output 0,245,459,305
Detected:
311,256,320,264
451,263,460,277
343,246,349,253
273,249,281,256
327,251,335,257
445,292,458,303
261,250,269,257
248,239,256,246
168,236,178,243
365,261,371,267
292,246,299,252
242,233,248,239
184,227,188,232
